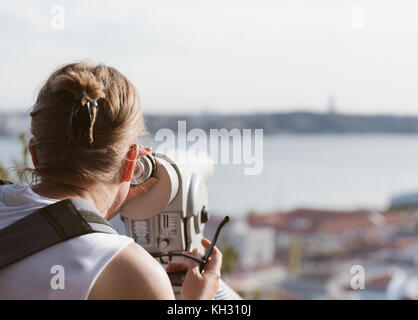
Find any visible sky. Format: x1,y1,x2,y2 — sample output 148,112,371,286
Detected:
1,0,418,115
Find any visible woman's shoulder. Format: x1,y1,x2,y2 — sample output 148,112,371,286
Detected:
0,231,133,299
87,241,175,300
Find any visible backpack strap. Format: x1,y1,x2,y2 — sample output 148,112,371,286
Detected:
0,198,117,270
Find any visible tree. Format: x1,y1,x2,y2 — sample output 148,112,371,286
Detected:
0,133,30,183
219,236,240,275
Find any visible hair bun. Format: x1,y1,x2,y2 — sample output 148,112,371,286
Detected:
49,69,105,105
49,66,106,149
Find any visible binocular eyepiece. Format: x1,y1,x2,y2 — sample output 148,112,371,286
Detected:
131,154,158,185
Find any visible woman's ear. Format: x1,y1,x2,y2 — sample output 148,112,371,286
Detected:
122,144,139,182
28,138,39,168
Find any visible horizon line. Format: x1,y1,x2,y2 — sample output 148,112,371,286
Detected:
2,107,418,118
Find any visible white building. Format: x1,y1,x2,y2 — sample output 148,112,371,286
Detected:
228,219,276,269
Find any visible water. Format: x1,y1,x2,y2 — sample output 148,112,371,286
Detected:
2,134,418,216
207,134,418,215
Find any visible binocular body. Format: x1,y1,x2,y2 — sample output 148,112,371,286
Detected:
120,150,213,265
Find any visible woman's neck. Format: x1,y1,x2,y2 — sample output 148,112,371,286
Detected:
31,181,119,220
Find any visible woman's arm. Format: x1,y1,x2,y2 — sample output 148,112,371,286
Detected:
88,242,175,299
88,238,222,300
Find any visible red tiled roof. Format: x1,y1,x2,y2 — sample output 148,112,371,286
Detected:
248,209,417,235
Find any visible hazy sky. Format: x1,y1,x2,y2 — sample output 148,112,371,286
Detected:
1,0,418,115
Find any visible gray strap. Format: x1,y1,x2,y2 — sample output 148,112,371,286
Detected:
0,198,117,270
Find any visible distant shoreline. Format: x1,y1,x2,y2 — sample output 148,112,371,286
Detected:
4,111,418,136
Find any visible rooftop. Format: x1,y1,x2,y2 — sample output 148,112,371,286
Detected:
248,208,418,236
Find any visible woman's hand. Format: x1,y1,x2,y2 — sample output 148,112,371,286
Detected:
165,238,222,300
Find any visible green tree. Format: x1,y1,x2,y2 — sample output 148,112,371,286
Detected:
219,236,240,275
0,133,30,183
0,165,9,182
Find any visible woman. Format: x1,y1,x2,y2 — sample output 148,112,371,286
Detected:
0,61,222,299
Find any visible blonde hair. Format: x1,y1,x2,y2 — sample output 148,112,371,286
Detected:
29,61,145,186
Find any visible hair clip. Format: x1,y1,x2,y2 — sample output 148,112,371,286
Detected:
86,101,98,122
86,100,98,149
67,100,99,149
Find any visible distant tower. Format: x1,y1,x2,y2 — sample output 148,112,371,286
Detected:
327,94,337,115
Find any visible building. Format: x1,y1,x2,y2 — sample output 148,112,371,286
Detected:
247,208,418,299
329,241,418,300
205,217,276,270
248,208,418,264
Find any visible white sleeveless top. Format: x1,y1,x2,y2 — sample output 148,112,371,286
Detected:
0,184,133,300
